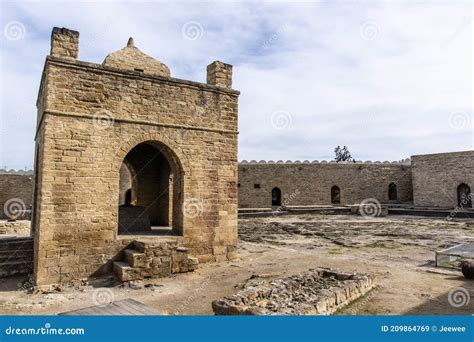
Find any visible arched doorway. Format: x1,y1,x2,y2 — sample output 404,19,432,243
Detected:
272,187,282,206
388,183,397,201
457,183,472,208
117,141,183,235
331,186,340,204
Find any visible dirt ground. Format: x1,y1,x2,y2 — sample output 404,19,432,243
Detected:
0,214,473,315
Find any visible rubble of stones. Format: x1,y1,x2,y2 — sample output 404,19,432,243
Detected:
212,268,375,315
0,220,31,236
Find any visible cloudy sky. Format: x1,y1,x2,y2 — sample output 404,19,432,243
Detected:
0,0,472,169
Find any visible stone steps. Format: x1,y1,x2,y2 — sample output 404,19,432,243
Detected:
0,237,34,277
113,261,147,282
0,260,34,277
0,237,33,251
0,249,33,264
124,249,148,268
113,240,198,282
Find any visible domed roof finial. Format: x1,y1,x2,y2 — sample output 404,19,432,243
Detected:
103,36,170,77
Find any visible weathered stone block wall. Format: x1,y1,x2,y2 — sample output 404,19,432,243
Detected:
33,28,239,285
412,151,474,208
238,161,412,208
0,171,34,220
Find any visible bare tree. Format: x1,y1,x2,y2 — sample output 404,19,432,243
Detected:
334,145,354,162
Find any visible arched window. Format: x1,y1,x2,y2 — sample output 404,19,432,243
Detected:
388,183,397,201
272,187,282,206
457,183,472,208
331,186,340,204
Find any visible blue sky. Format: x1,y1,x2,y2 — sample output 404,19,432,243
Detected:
0,0,472,169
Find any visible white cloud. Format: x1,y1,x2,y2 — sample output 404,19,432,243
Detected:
0,1,472,168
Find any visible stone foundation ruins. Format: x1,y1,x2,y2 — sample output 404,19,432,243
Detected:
212,269,375,315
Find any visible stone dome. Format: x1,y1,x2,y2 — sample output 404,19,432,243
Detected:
102,37,170,77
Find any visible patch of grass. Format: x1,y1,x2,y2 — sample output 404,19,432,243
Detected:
328,247,345,254
370,242,400,249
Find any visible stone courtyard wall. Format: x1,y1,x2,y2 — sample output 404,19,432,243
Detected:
412,151,474,208
0,171,34,220
238,161,413,208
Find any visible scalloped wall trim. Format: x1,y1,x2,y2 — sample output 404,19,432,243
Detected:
238,159,411,165
0,169,34,175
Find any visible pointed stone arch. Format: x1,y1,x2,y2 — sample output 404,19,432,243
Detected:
457,183,472,208
388,183,398,201
117,139,185,236
271,187,282,206
331,185,341,204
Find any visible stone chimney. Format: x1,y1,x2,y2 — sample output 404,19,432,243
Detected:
207,61,233,89
50,27,79,60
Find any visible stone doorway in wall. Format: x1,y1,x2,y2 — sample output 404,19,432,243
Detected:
457,183,472,209
117,141,184,236
331,186,341,205
388,183,398,201
272,187,282,206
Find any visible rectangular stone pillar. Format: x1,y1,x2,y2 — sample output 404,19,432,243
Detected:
207,61,233,89
50,27,79,60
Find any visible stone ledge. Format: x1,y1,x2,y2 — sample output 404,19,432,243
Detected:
212,268,375,315
40,110,239,136
239,159,410,165
45,56,240,96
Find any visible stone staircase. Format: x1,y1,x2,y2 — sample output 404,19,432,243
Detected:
113,239,198,282
0,237,34,277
